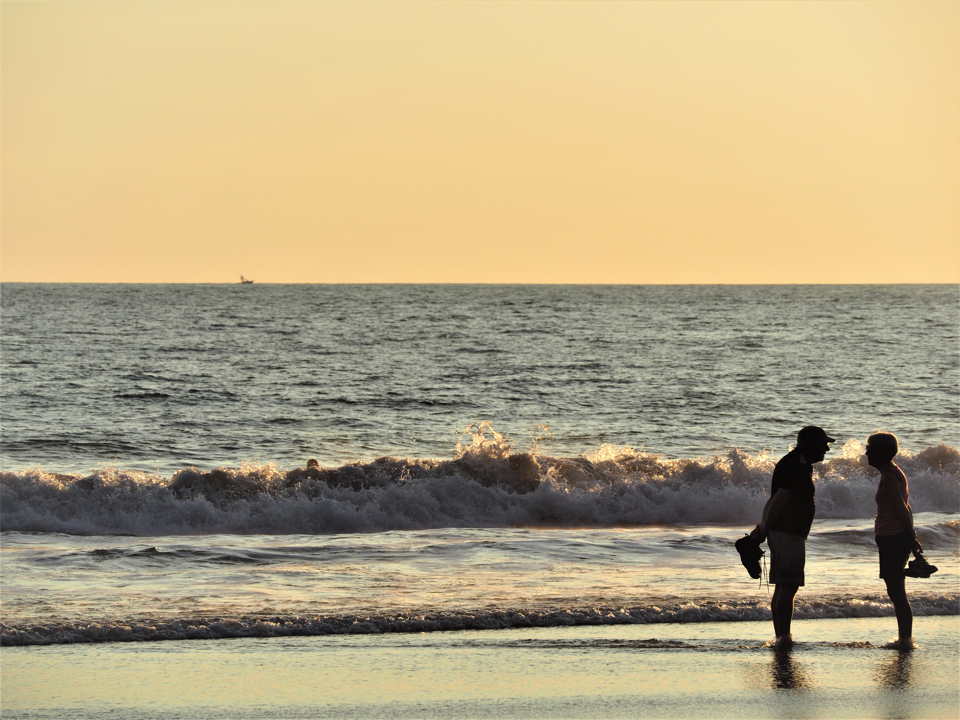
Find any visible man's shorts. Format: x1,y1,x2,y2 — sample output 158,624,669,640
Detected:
768,530,806,586
876,530,913,580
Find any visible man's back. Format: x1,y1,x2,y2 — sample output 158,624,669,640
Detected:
768,449,815,537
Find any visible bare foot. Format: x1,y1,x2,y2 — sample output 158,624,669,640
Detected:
882,637,914,651
771,635,794,650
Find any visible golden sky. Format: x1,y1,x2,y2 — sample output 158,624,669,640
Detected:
3,0,958,283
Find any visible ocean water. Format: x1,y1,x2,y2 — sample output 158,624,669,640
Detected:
1,283,958,646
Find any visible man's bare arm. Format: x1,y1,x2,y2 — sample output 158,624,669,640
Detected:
754,489,790,538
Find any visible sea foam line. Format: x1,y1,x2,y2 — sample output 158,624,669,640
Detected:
3,594,958,646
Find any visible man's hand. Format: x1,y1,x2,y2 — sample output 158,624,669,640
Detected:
749,524,767,543
912,536,923,555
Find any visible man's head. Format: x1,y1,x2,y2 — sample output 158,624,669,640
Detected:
866,432,898,468
796,425,836,463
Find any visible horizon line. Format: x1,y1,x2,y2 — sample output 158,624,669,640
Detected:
1,281,957,287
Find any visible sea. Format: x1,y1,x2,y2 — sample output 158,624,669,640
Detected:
1,283,958,646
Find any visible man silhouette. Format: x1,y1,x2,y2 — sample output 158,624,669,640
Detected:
752,426,835,648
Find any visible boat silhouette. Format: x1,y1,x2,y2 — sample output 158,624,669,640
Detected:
240,275,254,284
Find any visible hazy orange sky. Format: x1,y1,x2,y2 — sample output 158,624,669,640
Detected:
3,1,958,283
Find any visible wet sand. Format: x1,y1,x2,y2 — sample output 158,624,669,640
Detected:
2,615,958,719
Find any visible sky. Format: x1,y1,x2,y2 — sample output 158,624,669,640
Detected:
2,0,958,283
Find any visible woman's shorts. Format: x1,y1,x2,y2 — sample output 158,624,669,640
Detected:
768,530,806,586
876,530,913,579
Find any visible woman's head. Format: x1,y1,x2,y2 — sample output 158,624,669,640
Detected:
866,432,898,467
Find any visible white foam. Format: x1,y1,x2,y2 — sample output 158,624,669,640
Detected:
3,593,957,646
1,441,957,536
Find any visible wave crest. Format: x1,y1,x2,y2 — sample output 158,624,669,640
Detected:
2,434,957,535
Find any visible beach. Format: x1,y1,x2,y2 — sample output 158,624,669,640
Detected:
3,616,958,719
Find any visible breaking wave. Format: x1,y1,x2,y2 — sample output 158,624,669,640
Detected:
2,427,958,536
3,594,957,646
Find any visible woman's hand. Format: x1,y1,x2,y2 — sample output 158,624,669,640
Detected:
912,537,923,555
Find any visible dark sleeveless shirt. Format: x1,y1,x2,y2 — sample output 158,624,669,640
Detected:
769,449,815,537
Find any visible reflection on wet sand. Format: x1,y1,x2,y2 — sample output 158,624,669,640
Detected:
770,649,812,690
875,649,915,719
876,649,913,689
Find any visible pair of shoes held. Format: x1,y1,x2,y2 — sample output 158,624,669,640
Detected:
735,533,764,579
904,552,938,578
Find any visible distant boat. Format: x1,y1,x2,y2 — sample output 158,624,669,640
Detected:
240,275,254,284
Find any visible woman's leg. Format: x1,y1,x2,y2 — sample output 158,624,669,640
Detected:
884,574,912,641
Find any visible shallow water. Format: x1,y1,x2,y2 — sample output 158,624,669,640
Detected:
2,513,957,645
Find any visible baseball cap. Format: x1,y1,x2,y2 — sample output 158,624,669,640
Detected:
797,425,837,445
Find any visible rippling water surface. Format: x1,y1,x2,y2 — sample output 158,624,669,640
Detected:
2,284,957,471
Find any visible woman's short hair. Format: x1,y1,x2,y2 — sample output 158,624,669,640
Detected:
867,432,899,461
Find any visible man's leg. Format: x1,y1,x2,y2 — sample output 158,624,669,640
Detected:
772,583,800,639
883,575,912,642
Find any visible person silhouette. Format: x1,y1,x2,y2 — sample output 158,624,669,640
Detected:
867,431,922,650
751,426,835,648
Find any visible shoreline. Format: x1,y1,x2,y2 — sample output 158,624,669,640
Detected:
2,616,960,720
3,616,958,720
